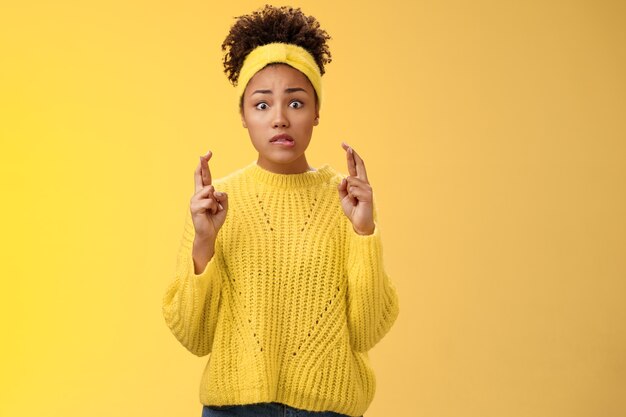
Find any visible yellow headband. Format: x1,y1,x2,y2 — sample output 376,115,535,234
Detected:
236,42,322,109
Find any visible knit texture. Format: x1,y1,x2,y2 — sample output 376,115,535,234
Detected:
162,160,400,417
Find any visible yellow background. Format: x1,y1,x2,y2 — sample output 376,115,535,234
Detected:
2,1,625,416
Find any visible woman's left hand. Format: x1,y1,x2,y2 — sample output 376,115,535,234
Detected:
337,142,376,235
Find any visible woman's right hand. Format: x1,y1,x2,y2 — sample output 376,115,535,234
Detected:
191,150,228,241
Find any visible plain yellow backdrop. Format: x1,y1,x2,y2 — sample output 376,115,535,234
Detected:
1,1,625,416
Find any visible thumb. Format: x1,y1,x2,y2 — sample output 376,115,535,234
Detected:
337,177,348,200
215,191,228,211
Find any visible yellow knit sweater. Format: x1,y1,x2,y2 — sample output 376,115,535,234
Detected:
162,160,399,417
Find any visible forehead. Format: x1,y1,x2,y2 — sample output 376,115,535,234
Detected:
246,63,313,90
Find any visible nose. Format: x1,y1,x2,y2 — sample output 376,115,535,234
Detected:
272,106,289,128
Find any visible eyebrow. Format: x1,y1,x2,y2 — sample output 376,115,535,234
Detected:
251,87,308,95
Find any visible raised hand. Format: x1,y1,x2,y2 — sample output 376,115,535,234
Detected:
190,150,229,241
337,142,375,235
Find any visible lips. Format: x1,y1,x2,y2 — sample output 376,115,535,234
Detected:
270,133,294,143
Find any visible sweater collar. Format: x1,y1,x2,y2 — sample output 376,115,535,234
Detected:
244,160,336,188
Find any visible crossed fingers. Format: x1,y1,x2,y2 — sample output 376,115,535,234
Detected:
194,150,222,214
341,141,369,183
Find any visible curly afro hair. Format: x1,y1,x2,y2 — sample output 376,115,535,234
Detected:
221,4,332,89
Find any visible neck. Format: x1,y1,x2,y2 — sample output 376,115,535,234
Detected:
246,160,334,189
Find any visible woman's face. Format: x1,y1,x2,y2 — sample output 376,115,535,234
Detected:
240,63,319,174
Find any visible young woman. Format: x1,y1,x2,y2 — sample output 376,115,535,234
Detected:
162,5,399,417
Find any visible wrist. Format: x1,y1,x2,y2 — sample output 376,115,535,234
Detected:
194,234,216,248
353,224,375,236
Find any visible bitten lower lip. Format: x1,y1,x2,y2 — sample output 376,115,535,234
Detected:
271,139,295,147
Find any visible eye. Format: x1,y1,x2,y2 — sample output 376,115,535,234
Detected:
255,102,269,110
290,100,303,109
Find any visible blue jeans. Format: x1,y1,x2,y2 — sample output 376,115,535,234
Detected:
201,402,363,417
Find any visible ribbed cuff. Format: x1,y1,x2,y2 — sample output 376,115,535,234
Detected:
347,222,382,266
188,250,222,292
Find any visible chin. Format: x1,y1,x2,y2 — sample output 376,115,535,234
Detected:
261,150,304,164
265,155,299,165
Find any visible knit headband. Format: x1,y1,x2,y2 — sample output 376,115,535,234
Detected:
236,42,323,110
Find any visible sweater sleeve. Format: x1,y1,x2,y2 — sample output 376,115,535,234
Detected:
345,205,400,352
162,209,225,357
